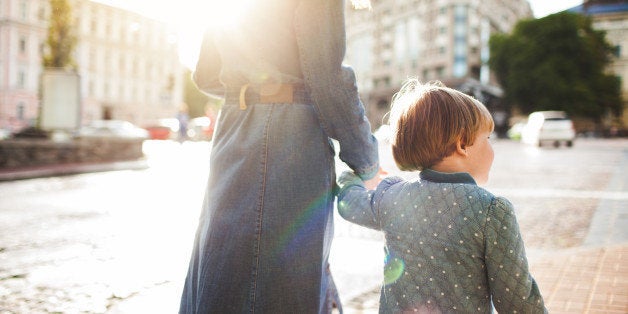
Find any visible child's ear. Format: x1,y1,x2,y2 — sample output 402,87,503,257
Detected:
456,139,469,157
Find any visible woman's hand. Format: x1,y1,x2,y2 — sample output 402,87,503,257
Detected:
364,167,387,190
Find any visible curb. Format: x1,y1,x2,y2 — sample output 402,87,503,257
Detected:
0,159,149,181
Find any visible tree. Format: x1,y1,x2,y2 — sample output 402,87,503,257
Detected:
43,0,77,69
489,12,623,124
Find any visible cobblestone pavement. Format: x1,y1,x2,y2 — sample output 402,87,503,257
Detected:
0,138,626,313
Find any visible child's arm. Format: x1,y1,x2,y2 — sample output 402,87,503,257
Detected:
337,170,395,230
484,197,548,313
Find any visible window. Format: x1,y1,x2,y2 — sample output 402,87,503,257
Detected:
408,17,420,54
453,5,468,78
89,49,96,70
105,52,111,71
18,70,26,88
17,103,25,120
19,37,26,54
613,45,621,58
167,74,175,91
436,66,445,78
20,0,27,20
394,21,407,63
38,6,45,20
453,56,467,77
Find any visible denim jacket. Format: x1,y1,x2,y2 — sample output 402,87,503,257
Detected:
193,0,379,179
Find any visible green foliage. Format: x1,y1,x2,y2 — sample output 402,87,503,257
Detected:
43,0,77,69
489,12,623,122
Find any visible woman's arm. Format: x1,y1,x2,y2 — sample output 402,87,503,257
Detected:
193,28,224,97
294,0,379,180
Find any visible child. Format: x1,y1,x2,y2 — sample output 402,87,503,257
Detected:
337,79,547,313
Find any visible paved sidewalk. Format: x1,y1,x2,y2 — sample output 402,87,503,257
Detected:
530,245,628,314
340,245,628,314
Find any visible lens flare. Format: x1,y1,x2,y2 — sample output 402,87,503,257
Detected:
274,192,333,260
384,254,405,285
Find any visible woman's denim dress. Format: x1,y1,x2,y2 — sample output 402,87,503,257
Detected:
179,1,379,313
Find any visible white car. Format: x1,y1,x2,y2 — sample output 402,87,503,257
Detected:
78,120,149,139
521,111,576,147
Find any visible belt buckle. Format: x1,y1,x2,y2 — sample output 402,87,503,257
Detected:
239,84,250,110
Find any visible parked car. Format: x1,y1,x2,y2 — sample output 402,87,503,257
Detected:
186,117,214,141
144,118,179,140
521,111,576,147
78,120,149,139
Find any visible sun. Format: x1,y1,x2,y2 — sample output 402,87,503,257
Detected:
174,0,253,30
163,0,253,68
205,0,253,29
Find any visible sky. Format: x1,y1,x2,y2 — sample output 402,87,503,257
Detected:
528,0,583,18
92,0,584,69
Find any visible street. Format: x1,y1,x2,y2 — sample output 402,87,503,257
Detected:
0,138,627,313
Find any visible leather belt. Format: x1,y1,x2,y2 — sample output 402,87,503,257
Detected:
226,83,310,110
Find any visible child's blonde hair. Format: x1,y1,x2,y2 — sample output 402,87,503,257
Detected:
389,79,494,171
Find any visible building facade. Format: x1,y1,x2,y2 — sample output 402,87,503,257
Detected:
0,0,183,133
344,0,532,130
570,0,628,128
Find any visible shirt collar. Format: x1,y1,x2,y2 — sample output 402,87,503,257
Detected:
419,168,477,185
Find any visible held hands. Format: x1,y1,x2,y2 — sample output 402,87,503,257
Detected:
364,167,388,190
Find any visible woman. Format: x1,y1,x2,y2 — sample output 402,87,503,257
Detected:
179,1,378,313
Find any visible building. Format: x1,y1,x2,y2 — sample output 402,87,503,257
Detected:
0,0,183,133
570,0,628,129
344,0,532,131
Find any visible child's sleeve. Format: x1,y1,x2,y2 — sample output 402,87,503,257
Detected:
484,196,548,313
336,171,398,230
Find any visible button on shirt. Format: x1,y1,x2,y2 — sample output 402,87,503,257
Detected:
337,169,547,313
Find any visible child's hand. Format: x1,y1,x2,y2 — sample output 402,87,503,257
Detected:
364,167,387,190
